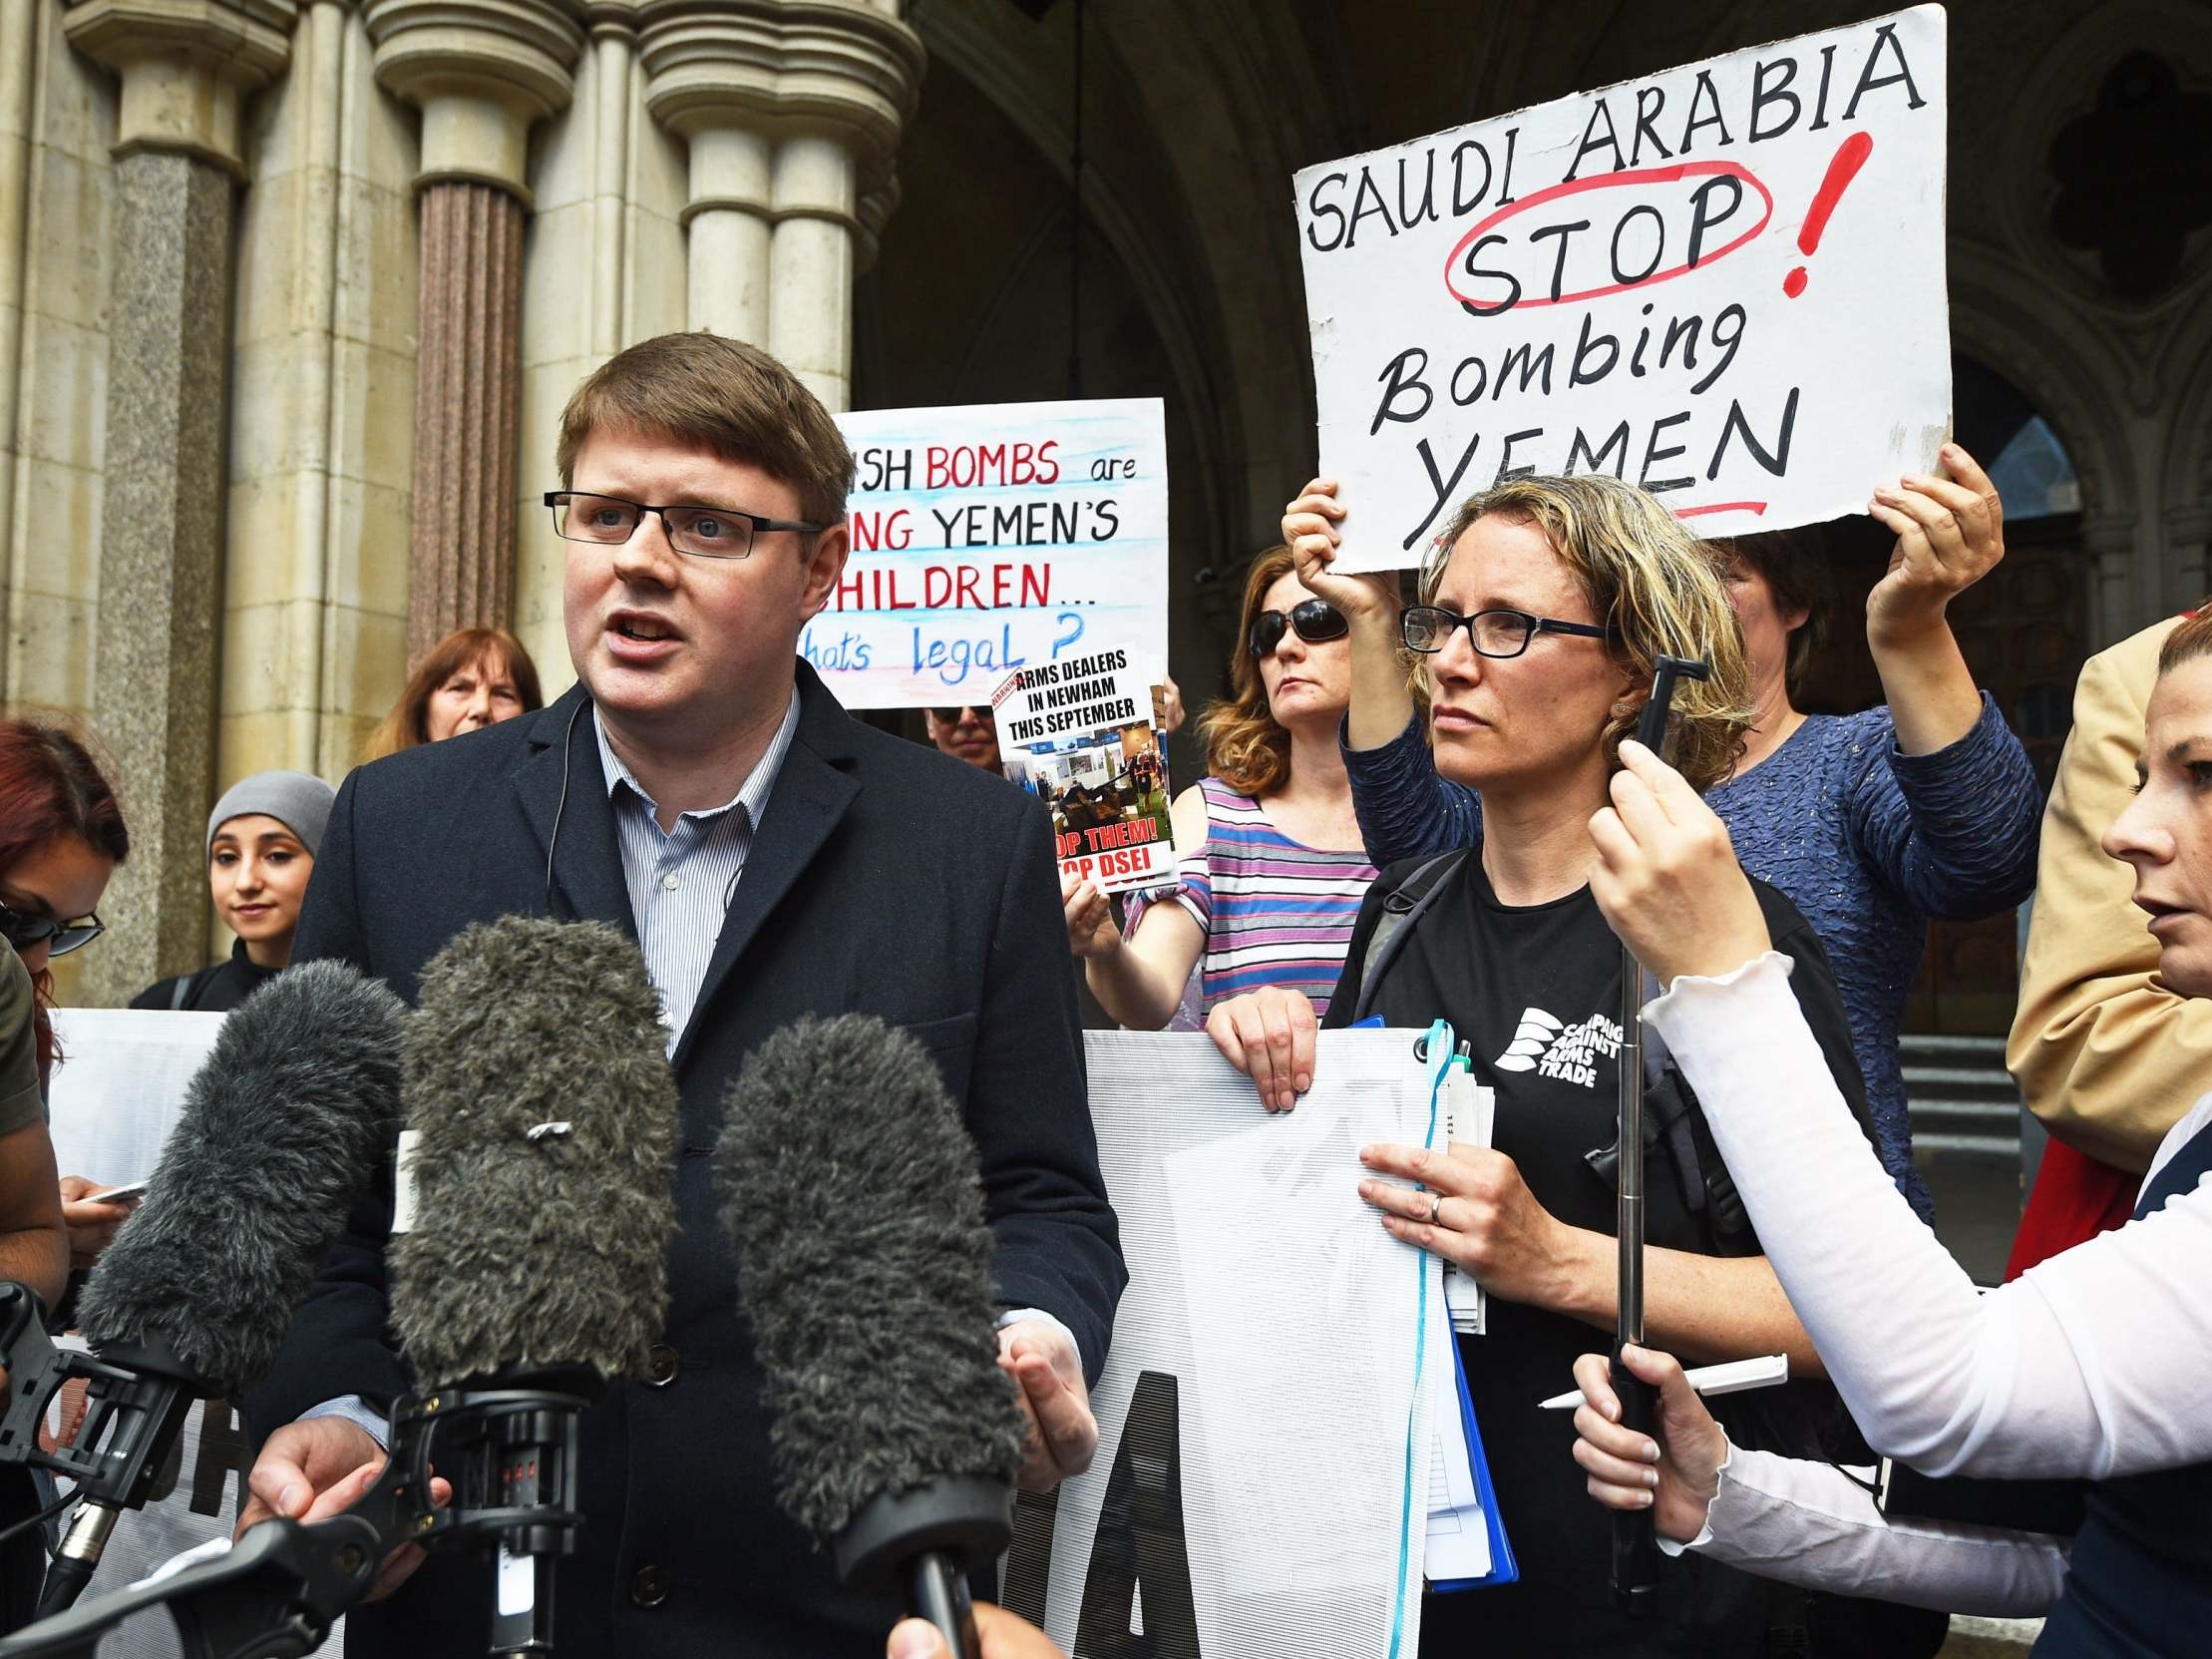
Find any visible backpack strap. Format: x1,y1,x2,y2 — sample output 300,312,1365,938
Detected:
168,965,216,1013
1679,1085,1753,1247
1351,850,1471,1025
1587,967,1755,1253
1584,1062,1753,1254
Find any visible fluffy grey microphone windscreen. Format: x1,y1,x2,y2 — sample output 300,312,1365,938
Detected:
714,1016,1026,1542
389,916,677,1392
77,960,407,1397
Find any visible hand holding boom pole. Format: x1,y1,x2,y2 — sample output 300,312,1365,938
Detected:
1612,654,1709,1616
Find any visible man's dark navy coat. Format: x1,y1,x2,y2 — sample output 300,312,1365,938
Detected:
244,665,1126,1657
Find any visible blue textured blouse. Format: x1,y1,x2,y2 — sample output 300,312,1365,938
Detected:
1343,693,2043,1220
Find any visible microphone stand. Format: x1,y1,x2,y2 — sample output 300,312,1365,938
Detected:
1611,654,1709,1617
0,1382,590,1659
0,1285,209,1615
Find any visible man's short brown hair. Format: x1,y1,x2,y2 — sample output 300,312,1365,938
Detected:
554,332,857,528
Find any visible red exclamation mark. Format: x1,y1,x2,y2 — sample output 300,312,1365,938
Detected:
1783,131,1874,297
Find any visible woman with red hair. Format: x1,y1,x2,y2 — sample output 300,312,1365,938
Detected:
0,718,120,1623
363,626,542,760
0,719,136,1267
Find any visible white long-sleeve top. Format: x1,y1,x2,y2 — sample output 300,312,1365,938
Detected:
1639,952,2212,1611
1671,1444,2073,1615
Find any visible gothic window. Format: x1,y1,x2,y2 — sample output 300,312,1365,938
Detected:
2048,52,2212,303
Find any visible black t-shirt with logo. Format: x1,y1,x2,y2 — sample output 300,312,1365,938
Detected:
1326,854,1875,1656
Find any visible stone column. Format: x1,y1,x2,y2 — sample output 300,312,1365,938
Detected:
679,124,772,344
0,0,38,698
2166,507,2211,616
639,0,922,412
63,0,294,1005
365,0,581,662
2082,514,2143,648
581,1,638,359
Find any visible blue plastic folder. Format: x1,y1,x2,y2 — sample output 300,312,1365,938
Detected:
1359,1015,1519,1597
1428,1335,1519,1592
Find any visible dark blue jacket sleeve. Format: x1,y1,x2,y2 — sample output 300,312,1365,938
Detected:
973,792,1126,1385
1341,713,1483,867
1843,693,2043,921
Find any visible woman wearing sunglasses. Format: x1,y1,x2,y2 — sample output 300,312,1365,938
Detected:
1287,451,2040,1224
0,718,139,1279
1062,544,1377,1030
923,703,1004,770
1204,478,1941,1656
0,722,140,1625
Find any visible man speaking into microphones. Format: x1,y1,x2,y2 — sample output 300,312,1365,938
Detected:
236,332,1125,1657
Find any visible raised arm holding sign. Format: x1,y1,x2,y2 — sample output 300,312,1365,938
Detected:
1294,7,2042,1227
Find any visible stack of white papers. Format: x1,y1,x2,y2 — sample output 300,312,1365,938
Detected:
1039,1031,1442,1659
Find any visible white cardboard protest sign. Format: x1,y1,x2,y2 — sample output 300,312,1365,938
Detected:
1294,6,1949,570
1002,1030,1442,1659
808,399,1169,707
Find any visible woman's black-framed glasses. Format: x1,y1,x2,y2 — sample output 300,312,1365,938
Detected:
545,492,830,561
1401,605,1619,658
0,902,104,958
1249,598,1350,658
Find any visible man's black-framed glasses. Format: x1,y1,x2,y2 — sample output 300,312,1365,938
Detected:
0,902,104,959
1249,598,1350,658
1400,605,1619,658
544,492,831,561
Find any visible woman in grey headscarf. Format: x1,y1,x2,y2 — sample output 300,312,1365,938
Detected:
132,770,336,1014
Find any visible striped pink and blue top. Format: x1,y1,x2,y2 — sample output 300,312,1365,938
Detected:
1143,776,1378,1018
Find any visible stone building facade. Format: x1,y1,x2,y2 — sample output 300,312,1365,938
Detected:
2,0,2208,1004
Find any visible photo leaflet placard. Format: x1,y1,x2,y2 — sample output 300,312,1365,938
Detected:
993,646,1177,895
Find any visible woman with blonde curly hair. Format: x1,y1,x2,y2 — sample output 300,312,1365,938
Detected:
1061,545,1376,1028
1208,474,1936,1658
1290,450,2040,1224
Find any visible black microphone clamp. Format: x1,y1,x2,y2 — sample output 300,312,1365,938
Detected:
0,1377,592,1659
1633,655,1713,757
833,1475,1011,1659
0,1284,208,1614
